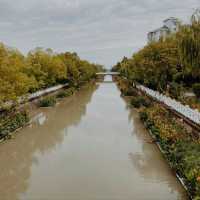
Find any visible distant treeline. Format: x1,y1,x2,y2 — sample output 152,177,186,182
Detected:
0,44,103,106
113,10,200,98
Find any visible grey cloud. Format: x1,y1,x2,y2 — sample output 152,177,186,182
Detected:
0,0,199,68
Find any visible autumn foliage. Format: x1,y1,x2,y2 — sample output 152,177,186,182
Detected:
113,10,200,95
0,45,101,106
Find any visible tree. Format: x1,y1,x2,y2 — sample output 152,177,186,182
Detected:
0,43,33,105
178,9,200,82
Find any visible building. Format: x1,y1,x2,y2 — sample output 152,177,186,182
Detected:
148,17,179,43
163,17,179,32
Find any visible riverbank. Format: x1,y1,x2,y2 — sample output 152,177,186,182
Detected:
0,75,187,200
0,79,96,143
115,77,199,200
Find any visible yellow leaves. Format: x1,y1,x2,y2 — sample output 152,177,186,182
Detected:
146,104,187,141
0,44,99,107
0,44,33,105
51,56,67,80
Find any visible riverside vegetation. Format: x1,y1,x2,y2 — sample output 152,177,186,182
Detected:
39,87,76,107
114,10,200,200
113,10,200,110
117,78,200,199
0,44,102,140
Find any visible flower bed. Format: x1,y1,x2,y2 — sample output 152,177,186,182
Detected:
116,77,200,199
139,103,200,199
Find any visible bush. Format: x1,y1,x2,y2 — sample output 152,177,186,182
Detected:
149,125,160,136
169,82,182,99
0,111,29,138
139,103,200,198
124,88,138,96
139,111,148,122
131,98,141,108
39,96,57,107
56,91,68,98
193,83,200,98
131,96,151,108
173,72,184,83
169,140,200,198
57,88,75,98
142,98,152,107
66,88,75,95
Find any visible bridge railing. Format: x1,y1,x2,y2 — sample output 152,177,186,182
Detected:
96,72,120,75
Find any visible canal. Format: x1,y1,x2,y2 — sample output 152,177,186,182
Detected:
0,76,187,200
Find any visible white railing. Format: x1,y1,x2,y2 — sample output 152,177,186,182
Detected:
1,83,68,110
136,84,200,125
28,83,68,100
96,72,120,75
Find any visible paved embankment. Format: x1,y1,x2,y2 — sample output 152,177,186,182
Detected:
1,83,69,110
137,84,200,126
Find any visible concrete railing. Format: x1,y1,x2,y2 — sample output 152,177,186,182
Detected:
28,83,68,100
1,83,68,110
137,84,200,125
96,72,120,75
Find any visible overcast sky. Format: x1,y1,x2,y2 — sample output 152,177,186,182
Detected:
0,0,199,68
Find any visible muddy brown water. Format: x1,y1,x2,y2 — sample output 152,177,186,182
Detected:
0,76,188,200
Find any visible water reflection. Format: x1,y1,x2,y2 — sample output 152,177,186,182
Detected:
123,98,188,200
96,75,113,84
0,81,188,200
0,84,97,200
31,113,46,126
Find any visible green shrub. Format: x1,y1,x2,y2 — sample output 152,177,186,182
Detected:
169,82,182,99
149,125,160,136
139,111,148,122
168,140,200,198
66,88,75,95
145,119,154,129
131,98,141,108
0,111,29,138
124,88,138,96
193,83,200,98
173,72,184,83
39,96,57,107
57,88,75,98
140,104,200,198
56,91,68,98
143,99,152,107
131,96,151,108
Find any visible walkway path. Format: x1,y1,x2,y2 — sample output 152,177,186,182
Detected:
137,84,200,125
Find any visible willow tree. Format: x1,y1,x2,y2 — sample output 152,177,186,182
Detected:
178,9,200,81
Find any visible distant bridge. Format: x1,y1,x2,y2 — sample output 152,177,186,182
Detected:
96,72,120,76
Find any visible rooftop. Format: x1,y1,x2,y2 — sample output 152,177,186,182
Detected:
163,17,179,23
148,25,169,35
